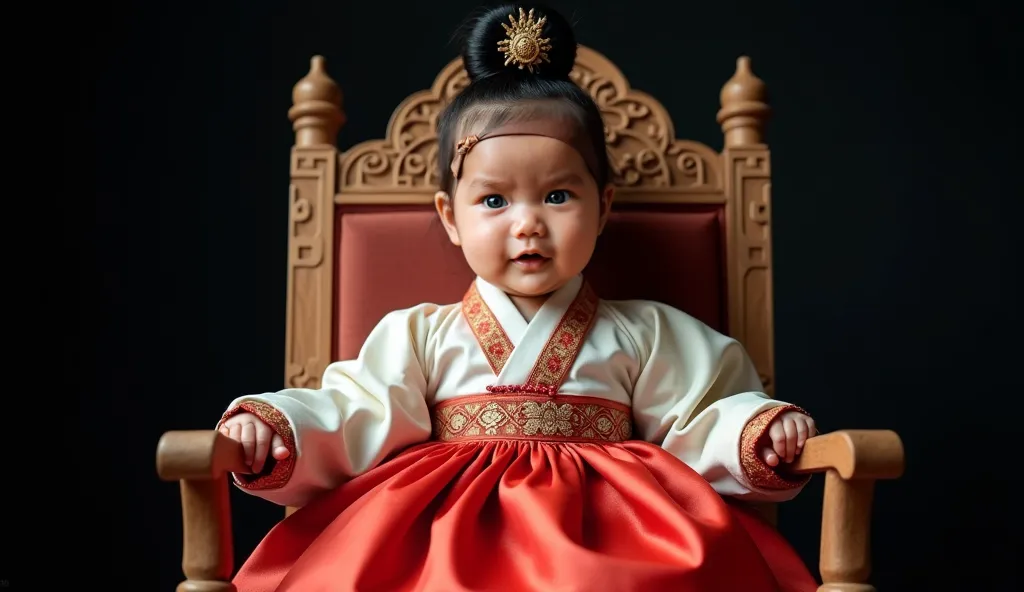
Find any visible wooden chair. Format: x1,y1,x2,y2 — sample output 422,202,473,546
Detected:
157,46,905,592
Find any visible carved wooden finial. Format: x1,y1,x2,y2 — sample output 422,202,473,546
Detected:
717,56,770,148
288,55,346,148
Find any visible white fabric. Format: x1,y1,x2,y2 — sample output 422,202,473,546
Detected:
225,276,804,507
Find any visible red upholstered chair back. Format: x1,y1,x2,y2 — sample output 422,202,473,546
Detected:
283,46,777,396
333,204,727,360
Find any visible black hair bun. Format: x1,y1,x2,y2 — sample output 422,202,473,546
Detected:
461,3,578,82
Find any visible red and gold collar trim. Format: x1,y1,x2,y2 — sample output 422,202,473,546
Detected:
461,280,599,394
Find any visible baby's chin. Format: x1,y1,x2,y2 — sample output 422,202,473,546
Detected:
494,276,570,299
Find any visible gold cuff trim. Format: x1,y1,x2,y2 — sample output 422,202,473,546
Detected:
218,401,296,491
739,405,812,491
432,394,632,443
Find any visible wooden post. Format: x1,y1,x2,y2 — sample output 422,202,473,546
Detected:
157,431,250,592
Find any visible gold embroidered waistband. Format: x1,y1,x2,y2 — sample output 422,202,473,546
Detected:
431,394,633,443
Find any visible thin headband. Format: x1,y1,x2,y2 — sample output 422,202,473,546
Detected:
450,117,601,183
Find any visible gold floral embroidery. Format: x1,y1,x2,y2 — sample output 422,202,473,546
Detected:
739,404,813,490
462,283,514,375
526,281,599,389
432,394,633,443
217,400,296,491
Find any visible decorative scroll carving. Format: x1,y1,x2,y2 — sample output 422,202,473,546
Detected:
341,60,468,191
284,148,337,390
340,46,720,193
568,48,720,191
724,147,775,394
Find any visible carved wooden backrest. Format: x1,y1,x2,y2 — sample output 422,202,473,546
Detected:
284,45,775,394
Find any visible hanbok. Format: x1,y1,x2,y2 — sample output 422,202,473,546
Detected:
220,274,817,591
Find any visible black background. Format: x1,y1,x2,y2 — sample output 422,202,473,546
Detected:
77,0,1019,589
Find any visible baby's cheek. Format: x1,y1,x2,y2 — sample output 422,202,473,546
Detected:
464,230,505,263
563,221,599,254
472,224,502,245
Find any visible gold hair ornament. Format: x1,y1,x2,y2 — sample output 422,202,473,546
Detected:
497,8,552,73
456,135,480,156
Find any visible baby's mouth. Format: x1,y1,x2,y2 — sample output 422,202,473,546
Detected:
512,253,551,269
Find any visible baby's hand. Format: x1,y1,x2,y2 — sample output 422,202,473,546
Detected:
219,412,291,474
761,411,816,467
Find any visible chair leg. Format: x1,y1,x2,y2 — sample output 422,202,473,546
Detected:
176,477,236,592
817,471,876,592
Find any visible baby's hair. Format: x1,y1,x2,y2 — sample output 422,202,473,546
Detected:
437,3,610,194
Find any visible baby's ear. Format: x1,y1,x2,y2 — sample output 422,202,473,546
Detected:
434,191,462,246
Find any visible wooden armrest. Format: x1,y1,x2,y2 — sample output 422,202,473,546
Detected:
157,430,249,480
157,430,246,592
786,430,905,592
790,429,905,479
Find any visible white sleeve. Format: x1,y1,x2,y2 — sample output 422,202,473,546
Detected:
615,301,811,503
216,303,443,507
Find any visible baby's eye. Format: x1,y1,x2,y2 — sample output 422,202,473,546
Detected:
545,190,571,205
483,195,507,209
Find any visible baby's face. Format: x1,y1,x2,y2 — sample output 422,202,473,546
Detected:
439,133,611,299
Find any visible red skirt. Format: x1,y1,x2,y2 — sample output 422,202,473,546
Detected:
233,438,818,591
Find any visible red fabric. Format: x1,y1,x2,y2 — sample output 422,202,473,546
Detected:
233,440,816,592
585,205,726,332
334,204,725,360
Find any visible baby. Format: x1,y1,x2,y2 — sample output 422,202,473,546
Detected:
218,4,818,591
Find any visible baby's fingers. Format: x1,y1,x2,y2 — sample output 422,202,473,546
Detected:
795,417,809,452
271,433,290,460
240,422,256,466
250,421,273,474
761,446,779,466
768,421,787,461
782,417,797,462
